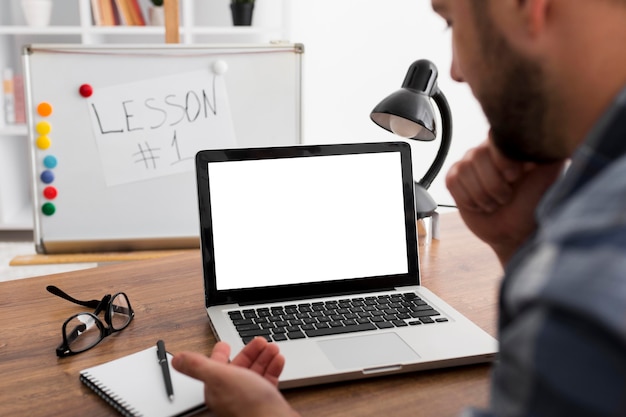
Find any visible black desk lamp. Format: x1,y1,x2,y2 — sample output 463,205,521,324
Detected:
370,59,452,219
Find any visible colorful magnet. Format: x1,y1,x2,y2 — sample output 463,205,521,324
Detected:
43,186,58,200
36,136,51,150
43,155,57,169
37,102,53,117
40,170,54,184
42,202,56,216
79,84,93,98
35,121,51,135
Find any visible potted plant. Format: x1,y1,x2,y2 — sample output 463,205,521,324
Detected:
230,0,255,26
149,0,165,26
21,0,53,27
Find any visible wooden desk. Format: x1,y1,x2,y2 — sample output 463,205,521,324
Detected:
0,212,502,417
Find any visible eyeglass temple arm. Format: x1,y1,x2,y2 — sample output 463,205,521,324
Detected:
46,285,102,309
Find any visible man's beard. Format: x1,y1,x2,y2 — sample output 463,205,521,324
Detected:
480,57,557,162
471,6,562,163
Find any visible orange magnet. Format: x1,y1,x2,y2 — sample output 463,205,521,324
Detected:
35,121,51,135
37,102,53,117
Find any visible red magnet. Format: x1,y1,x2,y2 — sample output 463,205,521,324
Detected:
79,84,93,98
43,186,58,200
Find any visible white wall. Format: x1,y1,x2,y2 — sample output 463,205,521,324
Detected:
285,0,489,206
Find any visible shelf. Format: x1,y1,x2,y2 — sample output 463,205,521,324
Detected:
0,125,28,136
0,204,33,231
0,25,281,38
0,26,84,35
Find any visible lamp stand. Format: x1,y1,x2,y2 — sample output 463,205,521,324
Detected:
414,88,452,221
417,213,439,246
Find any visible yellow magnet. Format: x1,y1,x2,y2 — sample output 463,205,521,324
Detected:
36,135,51,150
35,121,51,135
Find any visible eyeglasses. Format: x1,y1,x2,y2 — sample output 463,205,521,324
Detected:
47,285,135,357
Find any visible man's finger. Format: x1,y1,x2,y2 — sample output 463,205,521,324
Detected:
231,337,270,368
209,341,232,364
172,351,219,381
487,135,524,182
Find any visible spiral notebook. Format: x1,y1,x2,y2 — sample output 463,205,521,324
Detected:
79,346,206,417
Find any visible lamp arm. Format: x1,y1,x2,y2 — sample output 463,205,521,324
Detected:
417,87,452,189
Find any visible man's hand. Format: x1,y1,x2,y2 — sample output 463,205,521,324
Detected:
208,337,285,386
446,139,565,265
173,337,299,417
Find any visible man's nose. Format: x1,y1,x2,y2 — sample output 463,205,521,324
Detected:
450,44,465,82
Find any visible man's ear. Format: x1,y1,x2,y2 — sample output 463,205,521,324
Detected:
519,0,550,38
498,0,550,49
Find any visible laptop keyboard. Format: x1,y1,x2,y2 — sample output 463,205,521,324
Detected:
228,292,448,344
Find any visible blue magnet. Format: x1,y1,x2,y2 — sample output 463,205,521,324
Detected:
43,155,58,169
40,170,55,184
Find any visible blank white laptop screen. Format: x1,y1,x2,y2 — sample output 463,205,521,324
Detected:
206,151,409,290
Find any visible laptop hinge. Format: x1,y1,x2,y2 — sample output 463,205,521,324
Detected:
236,287,396,306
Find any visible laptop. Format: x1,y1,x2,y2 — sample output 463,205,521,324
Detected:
195,141,498,389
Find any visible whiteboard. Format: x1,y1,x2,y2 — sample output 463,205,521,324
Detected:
23,44,303,253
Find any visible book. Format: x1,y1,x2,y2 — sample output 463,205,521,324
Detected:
2,68,15,124
113,0,140,26
127,0,146,26
109,0,122,25
90,0,102,25
80,346,206,417
99,0,116,26
13,74,25,124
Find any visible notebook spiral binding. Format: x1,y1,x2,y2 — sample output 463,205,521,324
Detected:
80,373,142,417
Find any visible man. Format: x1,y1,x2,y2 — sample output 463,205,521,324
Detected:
173,0,626,415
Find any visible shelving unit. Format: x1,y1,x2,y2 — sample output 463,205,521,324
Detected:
0,0,289,231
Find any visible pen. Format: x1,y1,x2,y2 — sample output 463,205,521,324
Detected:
156,339,174,401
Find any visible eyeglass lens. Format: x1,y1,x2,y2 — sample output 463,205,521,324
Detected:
109,293,132,330
62,293,133,354
64,314,103,353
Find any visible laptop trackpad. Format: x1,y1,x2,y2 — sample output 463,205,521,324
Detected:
317,332,420,370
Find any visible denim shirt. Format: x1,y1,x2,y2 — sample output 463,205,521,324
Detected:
463,86,626,417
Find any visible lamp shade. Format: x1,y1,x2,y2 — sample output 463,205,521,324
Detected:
370,60,439,141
